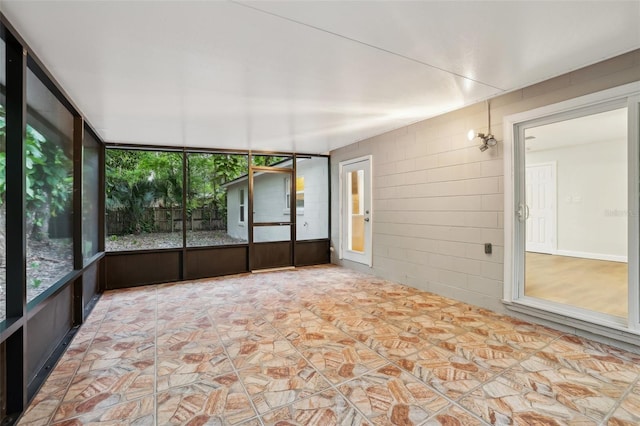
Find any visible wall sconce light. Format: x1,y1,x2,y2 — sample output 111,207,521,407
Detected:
468,100,498,152
471,132,497,152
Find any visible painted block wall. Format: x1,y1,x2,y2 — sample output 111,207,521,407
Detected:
330,49,640,315
226,185,248,241
296,157,330,241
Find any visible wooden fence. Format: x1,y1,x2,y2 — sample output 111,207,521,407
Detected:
106,207,225,235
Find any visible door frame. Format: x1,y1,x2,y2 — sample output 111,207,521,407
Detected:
248,159,295,271
503,81,640,338
338,155,373,267
524,161,557,254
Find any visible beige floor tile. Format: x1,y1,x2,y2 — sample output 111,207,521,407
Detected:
239,360,330,414
339,364,449,425
18,265,640,426
260,389,370,425
157,374,257,425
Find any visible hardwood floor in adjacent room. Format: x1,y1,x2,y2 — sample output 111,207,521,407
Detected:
525,252,628,318
17,265,640,425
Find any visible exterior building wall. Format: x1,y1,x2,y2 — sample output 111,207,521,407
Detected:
225,157,329,242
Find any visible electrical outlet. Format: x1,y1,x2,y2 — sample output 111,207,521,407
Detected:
484,243,492,254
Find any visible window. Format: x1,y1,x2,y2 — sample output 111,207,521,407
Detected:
82,129,100,263
25,69,74,303
296,177,304,209
285,176,304,211
105,149,183,251
239,189,245,223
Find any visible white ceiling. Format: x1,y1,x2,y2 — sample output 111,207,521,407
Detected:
1,1,639,154
525,107,627,152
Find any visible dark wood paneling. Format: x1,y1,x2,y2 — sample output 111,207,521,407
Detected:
252,242,292,270
26,285,72,385
82,261,99,308
295,240,330,267
185,246,249,280
105,251,181,289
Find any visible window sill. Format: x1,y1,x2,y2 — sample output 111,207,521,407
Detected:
283,209,305,216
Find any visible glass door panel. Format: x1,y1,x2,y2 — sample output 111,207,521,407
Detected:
348,170,365,252
341,157,372,266
522,106,628,319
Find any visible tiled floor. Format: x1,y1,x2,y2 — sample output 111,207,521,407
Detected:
17,265,640,425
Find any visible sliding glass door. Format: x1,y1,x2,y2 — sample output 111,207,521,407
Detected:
506,83,640,332
521,106,629,320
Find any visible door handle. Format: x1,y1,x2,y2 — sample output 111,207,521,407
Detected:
516,204,530,221
364,217,370,222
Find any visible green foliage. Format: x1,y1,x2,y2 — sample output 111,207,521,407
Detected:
25,126,73,238
252,155,288,167
105,150,249,236
0,103,73,241
105,150,177,234
187,154,247,220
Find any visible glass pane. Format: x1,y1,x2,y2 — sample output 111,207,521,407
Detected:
105,149,183,251
186,153,248,247
82,129,100,263
296,156,329,241
524,107,628,318
253,171,291,223
348,169,365,252
254,225,290,243
252,154,292,168
0,37,5,323
26,69,74,303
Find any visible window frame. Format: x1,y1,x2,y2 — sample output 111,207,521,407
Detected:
239,188,245,225
284,176,304,215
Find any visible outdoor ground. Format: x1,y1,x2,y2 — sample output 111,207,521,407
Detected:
0,238,73,322
0,231,246,322
106,230,246,251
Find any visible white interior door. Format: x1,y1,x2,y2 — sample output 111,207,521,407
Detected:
340,157,372,266
525,162,556,254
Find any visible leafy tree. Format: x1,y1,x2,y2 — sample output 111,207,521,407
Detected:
25,126,72,240
105,150,182,234
0,105,72,243
186,154,247,227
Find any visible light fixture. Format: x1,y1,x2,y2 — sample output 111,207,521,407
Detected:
468,100,498,152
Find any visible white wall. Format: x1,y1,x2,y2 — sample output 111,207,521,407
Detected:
296,157,329,241
330,49,640,314
526,139,627,259
226,185,248,241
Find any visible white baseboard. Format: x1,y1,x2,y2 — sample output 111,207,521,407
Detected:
554,249,627,263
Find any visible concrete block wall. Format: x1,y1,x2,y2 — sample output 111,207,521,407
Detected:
330,49,640,316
